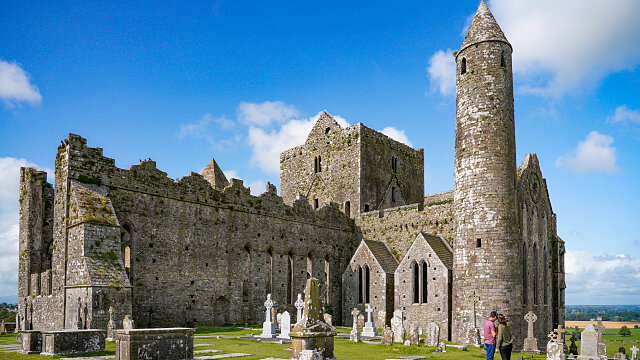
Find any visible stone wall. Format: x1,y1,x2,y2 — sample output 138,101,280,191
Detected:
280,112,424,216
341,240,396,327
22,134,359,330
280,113,362,215
394,233,452,339
359,125,424,213
517,153,565,344
356,193,454,262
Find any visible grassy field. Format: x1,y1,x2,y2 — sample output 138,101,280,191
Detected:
566,320,640,329
569,327,640,358
3,325,637,359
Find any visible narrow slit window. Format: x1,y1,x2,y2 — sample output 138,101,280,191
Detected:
421,262,428,303
365,265,371,304
392,187,397,203
461,58,467,74
476,238,482,248
413,262,419,304
318,156,322,172
500,52,506,67
314,198,319,209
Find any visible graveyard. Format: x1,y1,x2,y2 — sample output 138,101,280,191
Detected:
4,325,640,359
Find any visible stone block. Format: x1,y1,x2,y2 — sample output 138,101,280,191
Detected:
19,330,41,354
41,329,106,356
115,327,194,360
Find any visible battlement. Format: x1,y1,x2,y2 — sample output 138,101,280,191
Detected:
59,134,354,231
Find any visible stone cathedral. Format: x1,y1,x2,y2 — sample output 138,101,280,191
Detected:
17,1,564,350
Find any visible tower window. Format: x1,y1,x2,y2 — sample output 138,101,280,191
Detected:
392,187,397,203
476,238,482,248
461,58,467,74
344,201,351,216
325,127,330,134
500,52,506,67
314,157,318,173
314,198,319,209
364,204,370,212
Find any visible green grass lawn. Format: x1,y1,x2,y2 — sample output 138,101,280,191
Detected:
569,327,640,358
6,326,638,359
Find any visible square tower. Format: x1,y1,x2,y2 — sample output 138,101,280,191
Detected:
279,111,424,216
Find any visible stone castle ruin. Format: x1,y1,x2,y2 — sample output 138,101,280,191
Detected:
18,1,564,350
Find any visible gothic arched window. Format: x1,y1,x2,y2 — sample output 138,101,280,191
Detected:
413,262,420,304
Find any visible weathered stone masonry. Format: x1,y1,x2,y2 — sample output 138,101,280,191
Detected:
19,134,359,331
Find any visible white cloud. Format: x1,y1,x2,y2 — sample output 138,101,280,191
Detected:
237,101,300,127
566,250,640,304
426,49,456,96
248,116,317,174
223,170,240,181
0,158,52,300
487,0,640,96
607,105,640,124
0,60,42,108
381,127,414,147
556,131,618,174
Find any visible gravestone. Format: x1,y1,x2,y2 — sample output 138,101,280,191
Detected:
406,324,419,346
261,293,277,338
436,341,447,352
357,314,364,328
278,311,291,340
277,312,282,331
377,310,386,328
391,310,404,343
295,294,304,324
115,328,193,360
323,313,332,326
122,315,134,330
349,308,361,342
614,347,627,360
426,322,440,347
577,323,599,360
546,328,565,360
361,305,377,337
289,278,336,360
381,326,393,345
106,306,116,341
522,311,539,353
630,345,638,360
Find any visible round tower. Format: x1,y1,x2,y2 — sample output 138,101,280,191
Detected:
452,1,523,346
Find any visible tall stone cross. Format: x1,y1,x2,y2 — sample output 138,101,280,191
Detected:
294,293,304,323
556,325,566,344
630,345,638,359
524,311,538,338
365,305,374,324
351,308,360,330
595,317,605,341
469,292,480,328
264,294,274,322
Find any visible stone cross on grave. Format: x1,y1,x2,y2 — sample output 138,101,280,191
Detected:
294,293,304,323
264,294,274,322
362,304,377,337
524,311,537,338
351,308,360,328
630,345,638,359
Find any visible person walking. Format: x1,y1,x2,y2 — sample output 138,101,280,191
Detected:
483,311,498,360
496,314,513,360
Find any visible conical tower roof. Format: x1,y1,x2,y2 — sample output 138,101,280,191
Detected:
459,0,510,53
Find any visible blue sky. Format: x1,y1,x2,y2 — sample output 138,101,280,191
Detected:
1,0,639,305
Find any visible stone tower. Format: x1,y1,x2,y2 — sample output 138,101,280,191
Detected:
452,1,523,345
